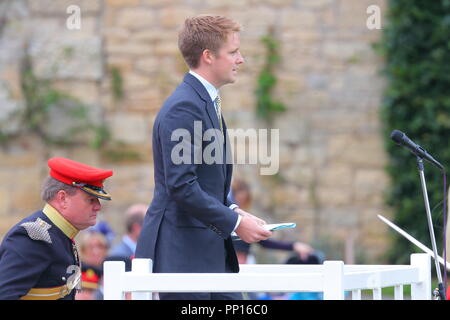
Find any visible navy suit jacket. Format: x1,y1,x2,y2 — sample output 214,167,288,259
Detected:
135,73,240,274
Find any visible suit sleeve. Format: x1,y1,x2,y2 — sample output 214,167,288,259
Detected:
0,229,52,299
226,190,238,209
158,100,239,238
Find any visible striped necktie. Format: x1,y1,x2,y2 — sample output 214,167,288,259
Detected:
214,95,223,132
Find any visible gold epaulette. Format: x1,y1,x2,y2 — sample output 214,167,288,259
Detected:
19,285,70,300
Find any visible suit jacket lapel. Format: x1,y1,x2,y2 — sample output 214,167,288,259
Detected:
183,73,222,131
183,73,226,173
223,118,232,187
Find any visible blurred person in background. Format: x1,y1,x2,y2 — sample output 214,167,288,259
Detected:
106,203,147,271
77,229,109,299
78,229,109,275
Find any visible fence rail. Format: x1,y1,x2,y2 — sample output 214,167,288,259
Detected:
103,253,431,300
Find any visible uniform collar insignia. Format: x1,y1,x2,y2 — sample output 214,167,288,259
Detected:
43,203,79,240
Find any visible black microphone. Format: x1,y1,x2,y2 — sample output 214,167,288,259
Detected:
390,130,444,170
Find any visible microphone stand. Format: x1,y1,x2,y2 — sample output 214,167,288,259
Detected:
416,157,446,300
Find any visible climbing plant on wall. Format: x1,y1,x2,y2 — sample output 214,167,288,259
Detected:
255,27,287,124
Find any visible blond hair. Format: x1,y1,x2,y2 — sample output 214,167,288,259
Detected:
77,230,109,253
178,15,241,69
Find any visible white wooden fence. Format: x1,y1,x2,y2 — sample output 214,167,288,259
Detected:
103,253,431,300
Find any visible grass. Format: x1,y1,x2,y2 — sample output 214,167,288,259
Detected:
356,278,442,300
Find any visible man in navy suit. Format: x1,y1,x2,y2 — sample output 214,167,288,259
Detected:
135,15,272,300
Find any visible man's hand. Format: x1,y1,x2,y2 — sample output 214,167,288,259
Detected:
234,208,266,225
234,211,272,243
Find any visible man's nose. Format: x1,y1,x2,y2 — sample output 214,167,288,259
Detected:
237,52,244,64
94,198,102,211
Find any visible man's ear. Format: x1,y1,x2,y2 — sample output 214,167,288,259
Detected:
201,49,215,65
55,190,68,208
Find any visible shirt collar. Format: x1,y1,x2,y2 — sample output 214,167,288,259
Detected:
43,203,79,240
189,70,219,102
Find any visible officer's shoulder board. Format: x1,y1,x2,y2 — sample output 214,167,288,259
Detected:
20,218,52,244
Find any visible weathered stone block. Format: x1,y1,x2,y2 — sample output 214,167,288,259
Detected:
280,8,317,30
106,41,154,56
249,0,292,7
52,80,100,105
317,187,352,207
116,8,156,30
106,0,140,7
327,133,387,168
107,112,149,144
159,7,196,29
29,22,103,80
296,0,334,9
9,169,42,215
141,0,184,7
125,89,162,112
29,0,102,14
318,165,353,188
134,57,159,74
123,72,152,91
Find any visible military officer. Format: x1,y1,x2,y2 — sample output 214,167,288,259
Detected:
0,157,113,300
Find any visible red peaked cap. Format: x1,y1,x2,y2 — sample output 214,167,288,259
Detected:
48,157,113,200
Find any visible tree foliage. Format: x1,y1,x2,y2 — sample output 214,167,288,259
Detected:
380,0,450,263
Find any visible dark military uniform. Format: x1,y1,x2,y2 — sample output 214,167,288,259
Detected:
0,204,81,300
0,156,113,300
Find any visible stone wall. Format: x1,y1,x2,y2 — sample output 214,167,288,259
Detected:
0,0,389,263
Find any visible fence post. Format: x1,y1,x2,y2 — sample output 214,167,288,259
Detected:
103,261,125,300
394,285,404,300
131,258,153,300
323,261,345,300
411,253,431,300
